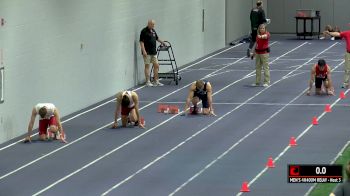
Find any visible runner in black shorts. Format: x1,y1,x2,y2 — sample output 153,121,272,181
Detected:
184,80,216,115
307,59,334,96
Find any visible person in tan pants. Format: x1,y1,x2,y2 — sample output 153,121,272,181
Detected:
251,23,270,87
324,29,350,88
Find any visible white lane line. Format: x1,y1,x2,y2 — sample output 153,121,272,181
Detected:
212,57,343,62
288,65,303,68
33,42,308,196
282,71,307,79
179,43,243,72
0,44,243,152
99,43,310,196
170,89,308,196
139,101,350,107
236,60,345,196
185,68,344,73
0,48,252,191
1,45,249,184
169,44,340,196
0,86,145,152
304,141,350,196
32,57,251,196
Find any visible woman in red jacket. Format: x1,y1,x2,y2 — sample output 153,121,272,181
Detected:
251,23,270,87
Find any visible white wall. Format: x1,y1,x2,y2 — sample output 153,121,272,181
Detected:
0,0,226,143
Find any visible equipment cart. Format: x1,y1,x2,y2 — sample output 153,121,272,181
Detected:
150,41,181,85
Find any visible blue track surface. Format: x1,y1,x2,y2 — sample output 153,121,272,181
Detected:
1,36,349,196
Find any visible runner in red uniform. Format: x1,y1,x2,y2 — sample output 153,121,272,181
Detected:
306,59,334,96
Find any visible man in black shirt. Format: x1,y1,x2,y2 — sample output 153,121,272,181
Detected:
247,0,267,57
140,20,166,86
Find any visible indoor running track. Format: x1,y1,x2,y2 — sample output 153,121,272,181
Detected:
1,36,350,196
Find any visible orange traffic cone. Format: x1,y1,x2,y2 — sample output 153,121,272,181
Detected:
312,116,318,125
240,181,250,192
289,137,297,147
266,157,275,168
340,91,346,99
324,104,332,112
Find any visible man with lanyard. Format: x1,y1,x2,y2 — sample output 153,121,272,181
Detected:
247,0,267,57
112,90,144,128
184,80,216,115
25,103,65,142
306,59,334,96
324,27,350,88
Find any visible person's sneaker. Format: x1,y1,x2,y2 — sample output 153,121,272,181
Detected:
341,84,348,89
247,49,251,58
251,83,260,87
153,80,164,86
263,83,269,87
190,106,198,115
146,81,153,87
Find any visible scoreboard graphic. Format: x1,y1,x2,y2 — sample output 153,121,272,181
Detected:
288,164,342,183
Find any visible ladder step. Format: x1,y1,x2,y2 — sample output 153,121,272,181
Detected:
158,59,175,61
159,63,173,65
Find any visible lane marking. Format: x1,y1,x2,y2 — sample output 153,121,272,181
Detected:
32,57,252,196
212,57,343,62
170,43,340,196
184,68,344,73
99,43,312,195
32,42,308,195
138,101,350,107
0,44,244,152
0,44,251,182
236,59,345,196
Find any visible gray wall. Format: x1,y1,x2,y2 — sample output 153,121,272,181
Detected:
267,0,350,33
0,0,226,143
225,0,252,44
225,0,269,44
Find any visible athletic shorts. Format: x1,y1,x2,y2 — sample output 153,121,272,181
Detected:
194,94,209,109
39,116,57,135
143,55,158,65
315,76,327,89
121,106,135,116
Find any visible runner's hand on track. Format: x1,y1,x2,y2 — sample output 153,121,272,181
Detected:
111,122,118,129
23,136,31,143
306,90,311,96
139,123,145,129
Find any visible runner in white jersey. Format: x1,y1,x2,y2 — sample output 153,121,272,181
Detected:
25,103,64,142
112,91,144,128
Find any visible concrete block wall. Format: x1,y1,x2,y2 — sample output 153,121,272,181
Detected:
0,0,226,143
